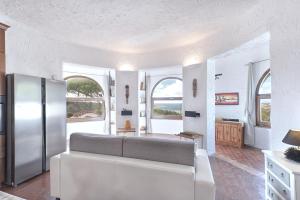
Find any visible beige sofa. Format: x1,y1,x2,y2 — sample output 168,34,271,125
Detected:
50,133,215,200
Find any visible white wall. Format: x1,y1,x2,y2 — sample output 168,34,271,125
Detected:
116,71,139,132
183,63,215,154
214,36,271,149
269,1,300,150
206,60,216,154
255,127,271,150
66,121,106,138
150,119,182,134
183,65,203,133
215,37,270,120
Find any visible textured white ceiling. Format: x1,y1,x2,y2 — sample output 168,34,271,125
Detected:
0,0,259,53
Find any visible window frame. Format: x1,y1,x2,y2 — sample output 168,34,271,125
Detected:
151,77,183,120
65,75,106,122
255,69,271,128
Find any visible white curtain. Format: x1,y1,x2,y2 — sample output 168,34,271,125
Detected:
244,62,256,145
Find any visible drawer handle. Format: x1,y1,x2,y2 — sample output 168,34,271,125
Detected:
281,172,285,177
271,178,274,182
269,163,273,168
271,193,274,197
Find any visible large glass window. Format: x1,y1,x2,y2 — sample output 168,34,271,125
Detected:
151,78,183,120
66,76,105,122
256,69,271,127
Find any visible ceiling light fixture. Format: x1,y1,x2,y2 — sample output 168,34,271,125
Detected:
183,55,202,67
118,64,135,71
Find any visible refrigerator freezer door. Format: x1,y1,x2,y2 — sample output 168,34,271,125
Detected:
7,74,43,185
44,79,66,171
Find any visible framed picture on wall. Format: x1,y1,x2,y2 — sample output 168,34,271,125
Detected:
215,93,239,105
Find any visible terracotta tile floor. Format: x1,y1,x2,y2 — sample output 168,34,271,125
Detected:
210,156,265,200
0,173,54,200
214,144,265,200
216,144,265,173
0,144,266,200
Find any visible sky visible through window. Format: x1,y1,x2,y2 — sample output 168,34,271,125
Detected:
152,79,182,98
259,75,271,94
152,78,183,119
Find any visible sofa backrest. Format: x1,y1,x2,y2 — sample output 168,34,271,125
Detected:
69,133,195,166
70,133,123,156
123,137,195,166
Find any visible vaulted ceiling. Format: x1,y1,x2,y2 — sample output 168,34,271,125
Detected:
0,0,260,54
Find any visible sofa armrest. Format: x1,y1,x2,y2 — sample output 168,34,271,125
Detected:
194,150,216,200
50,154,61,198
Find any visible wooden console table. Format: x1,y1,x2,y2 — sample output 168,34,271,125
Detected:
116,128,136,136
176,132,204,149
215,121,244,148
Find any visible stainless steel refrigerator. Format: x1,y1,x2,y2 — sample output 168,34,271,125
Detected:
6,74,66,186
42,78,66,171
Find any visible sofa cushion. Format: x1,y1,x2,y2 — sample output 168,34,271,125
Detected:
123,137,195,166
70,133,123,156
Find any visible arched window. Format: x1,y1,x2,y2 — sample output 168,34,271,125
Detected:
66,76,105,122
256,69,271,127
151,78,183,120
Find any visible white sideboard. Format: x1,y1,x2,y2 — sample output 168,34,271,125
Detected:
263,150,300,200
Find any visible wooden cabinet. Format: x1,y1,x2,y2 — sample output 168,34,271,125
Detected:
0,29,4,53
0,52,5,95
0,23,8,185
215,121,244,148
0,23,8,96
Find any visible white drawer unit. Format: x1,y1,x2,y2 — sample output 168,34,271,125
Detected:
267,171,291,200
267,184,285,200
263,151,300,200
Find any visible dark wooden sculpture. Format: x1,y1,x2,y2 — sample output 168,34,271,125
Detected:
125,85,129,104
192,79,197,97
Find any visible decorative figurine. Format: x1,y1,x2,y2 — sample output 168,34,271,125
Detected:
125,85,129,104
193,79,197,97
